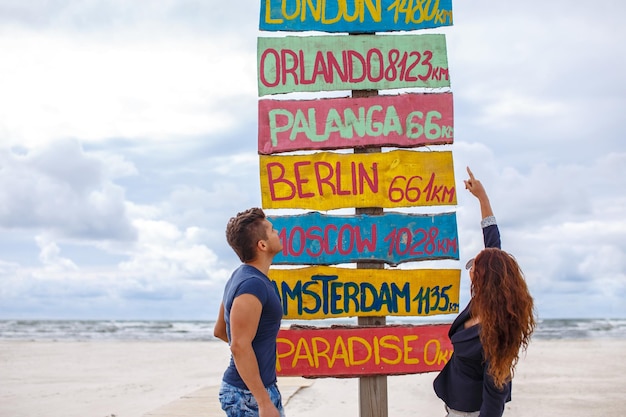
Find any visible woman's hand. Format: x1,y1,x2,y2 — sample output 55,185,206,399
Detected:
464,166,488,200
464,167,494,219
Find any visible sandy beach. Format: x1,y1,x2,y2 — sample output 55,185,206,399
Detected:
1,338,624,417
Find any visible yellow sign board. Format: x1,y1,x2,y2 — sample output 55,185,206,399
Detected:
260,150,456,210
270,266,460,319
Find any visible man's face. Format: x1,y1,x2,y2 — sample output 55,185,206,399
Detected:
262,219,283,254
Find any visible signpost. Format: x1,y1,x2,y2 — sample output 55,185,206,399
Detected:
255,1,457,416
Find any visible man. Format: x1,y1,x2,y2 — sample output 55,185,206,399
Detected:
214,208,285,417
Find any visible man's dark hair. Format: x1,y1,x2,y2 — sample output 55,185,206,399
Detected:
225,208,268,262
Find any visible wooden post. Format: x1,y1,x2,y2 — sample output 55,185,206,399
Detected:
258,3,456,416
357,281,388,417
353,87,388,417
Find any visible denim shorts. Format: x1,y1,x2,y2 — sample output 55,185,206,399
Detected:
219,380,285,417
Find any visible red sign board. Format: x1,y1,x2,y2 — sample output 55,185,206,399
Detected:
276,324,452,377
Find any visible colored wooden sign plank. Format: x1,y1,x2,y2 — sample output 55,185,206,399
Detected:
270,266,460,319
276,324,453,377
258,93,453,155
259,149,456,210
268,211,459,265
260,0,453,33
258,34,449,96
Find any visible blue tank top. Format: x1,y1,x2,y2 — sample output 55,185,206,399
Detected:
222,264,283,389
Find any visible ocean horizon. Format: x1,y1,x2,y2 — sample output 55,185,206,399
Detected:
1,318,625,342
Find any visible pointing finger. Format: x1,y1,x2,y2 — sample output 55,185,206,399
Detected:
466,166,475,181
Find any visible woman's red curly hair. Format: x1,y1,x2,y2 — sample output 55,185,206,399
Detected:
471,248,536,389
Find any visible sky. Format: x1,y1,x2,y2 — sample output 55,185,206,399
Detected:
0,0,624,321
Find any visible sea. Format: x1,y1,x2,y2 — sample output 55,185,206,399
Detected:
1,318,625,342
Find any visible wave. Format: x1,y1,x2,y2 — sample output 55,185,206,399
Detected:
1,318,625,341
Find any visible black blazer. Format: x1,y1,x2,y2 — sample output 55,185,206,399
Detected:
433,223,511,417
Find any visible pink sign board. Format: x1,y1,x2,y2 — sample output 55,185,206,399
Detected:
258,93,453,154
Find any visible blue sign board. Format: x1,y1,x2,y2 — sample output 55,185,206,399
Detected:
260,0,453,33
269,211,458,265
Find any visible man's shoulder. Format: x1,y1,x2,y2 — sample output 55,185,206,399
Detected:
230,264,265,282
226,265,270,294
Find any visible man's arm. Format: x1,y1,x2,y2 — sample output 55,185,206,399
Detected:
229,294,280,417
213,303,228,342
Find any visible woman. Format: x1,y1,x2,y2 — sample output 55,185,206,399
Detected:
433,167,536,417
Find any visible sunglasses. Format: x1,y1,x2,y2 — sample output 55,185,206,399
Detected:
465,258,475,270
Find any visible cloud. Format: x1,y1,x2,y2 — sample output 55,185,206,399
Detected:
0,139,136,241
36,234,79,271
0,0,261,36
0,26,257,147
0,134,252,319
0,209,233,319
1,0,626,320
452,142,626,319
448,0,626,162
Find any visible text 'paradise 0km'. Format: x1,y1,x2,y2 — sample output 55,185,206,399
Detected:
259,150,456,210
276,324,453,378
